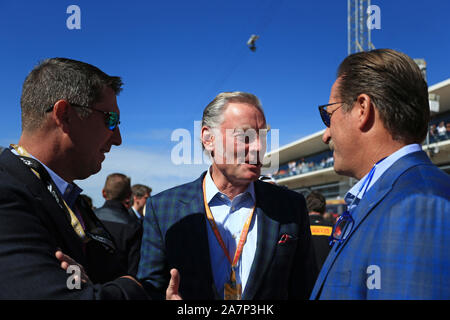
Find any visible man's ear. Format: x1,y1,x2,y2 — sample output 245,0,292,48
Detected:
51,100,71,133
355,93,375,132
102,189,107,200
201,126,215,153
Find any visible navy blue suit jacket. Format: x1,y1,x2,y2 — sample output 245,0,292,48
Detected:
0,148,148,299
311,151,450,299
137,172,318,300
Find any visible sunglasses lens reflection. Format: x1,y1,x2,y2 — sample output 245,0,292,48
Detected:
107,112,119,130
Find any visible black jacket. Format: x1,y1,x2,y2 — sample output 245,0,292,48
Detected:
0,148,148,299
95,200,142,277
309,214,333,272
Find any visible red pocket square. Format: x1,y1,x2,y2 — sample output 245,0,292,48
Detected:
278,233,296,244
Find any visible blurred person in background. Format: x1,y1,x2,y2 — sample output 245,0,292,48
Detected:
95,173,142,277
306,191,333,273
129,184,152,224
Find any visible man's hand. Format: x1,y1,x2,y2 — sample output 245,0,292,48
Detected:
55,250,92,285
166,268,182,300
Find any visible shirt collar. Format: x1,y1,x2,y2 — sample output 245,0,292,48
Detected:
346,143,422,203
204,166,256,204
10,148,83,208
131,206,142,220
36,160,83,208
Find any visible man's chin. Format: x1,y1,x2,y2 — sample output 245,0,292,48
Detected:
333,163,352,178
242,163,261,179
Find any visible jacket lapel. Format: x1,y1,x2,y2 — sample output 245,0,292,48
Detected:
243,182,280,300
338,151,431,248
311,151,431,299
0,149,87,265
310,179,393,298
180,172,218,298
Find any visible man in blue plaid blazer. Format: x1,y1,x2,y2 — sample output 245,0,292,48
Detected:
137,92,317,300
311,49,450,300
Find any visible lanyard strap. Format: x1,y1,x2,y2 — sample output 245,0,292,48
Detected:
202,177,255,268
348,157,387,210
10,144,116,252
10,144,89,242
354,157,386,200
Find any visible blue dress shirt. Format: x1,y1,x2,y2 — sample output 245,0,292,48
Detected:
204,167,257,298
345,144,422,212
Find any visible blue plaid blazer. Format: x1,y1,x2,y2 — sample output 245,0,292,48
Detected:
311,151,450,300
137,172,317,300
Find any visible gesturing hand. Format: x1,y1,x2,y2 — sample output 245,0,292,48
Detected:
55,249,92,285
166,268,182,300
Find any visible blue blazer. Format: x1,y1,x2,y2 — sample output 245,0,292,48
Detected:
311,151,450,299
137,172,318,300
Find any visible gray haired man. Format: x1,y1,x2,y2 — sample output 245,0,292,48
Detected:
137,91,317,300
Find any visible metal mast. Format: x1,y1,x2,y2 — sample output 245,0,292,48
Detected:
348,0,375,55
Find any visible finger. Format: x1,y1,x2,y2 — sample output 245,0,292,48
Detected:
55,250,64,260
166,268,182,300
169,268,180,291
56,251,83,271
171,293,182,300
56,251,74,264
60,261,70,271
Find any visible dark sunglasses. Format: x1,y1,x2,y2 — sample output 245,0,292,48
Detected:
318,102,343,127
46,103,120,131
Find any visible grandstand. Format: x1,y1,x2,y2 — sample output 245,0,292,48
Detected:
264,78,450,213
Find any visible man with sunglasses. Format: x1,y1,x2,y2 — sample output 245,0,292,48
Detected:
311,49,450,299
0,58,148,299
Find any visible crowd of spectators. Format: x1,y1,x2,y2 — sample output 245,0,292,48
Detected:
429,119,450,143
273,151,334,180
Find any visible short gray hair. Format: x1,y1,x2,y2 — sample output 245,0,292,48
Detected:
202,91,264,129
201,92,265,151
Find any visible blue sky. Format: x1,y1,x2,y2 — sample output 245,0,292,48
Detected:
0,0,449,207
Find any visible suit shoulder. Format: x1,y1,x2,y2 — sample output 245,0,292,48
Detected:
149,178,204,215
0,166,33,203
395,162,450,199
152,179,200,201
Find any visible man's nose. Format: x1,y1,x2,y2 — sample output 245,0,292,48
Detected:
322,127,331,145
112,126,122,146
249,132,267,162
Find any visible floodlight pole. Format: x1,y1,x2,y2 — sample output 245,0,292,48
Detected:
348,0,375,55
